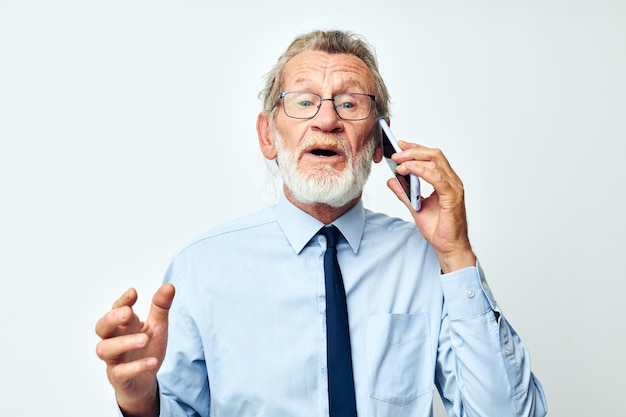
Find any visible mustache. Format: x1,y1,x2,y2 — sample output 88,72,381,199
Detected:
295,134,352,159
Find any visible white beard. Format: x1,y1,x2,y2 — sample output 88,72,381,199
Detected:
271,124,375,208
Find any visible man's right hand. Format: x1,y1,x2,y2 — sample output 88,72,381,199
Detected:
95,284,175,417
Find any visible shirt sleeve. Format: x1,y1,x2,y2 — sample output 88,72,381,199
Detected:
116,383,202,417
155,260,210,417
435,262,548,417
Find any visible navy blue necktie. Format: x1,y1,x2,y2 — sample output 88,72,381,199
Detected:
321,226,357,417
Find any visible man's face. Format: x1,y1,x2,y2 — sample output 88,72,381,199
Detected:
262,51,381,207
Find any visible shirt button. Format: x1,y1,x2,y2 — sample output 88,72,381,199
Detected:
466,289,475,298
504,348,512,356
481,279,489,291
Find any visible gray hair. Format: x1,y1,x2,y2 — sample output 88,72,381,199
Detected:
259,30,390,120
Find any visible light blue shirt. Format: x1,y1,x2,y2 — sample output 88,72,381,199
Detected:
157,194,547,417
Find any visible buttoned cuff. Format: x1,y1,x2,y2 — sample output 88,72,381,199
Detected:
439,261,499,320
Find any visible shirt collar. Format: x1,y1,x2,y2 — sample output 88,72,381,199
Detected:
276,193,365,254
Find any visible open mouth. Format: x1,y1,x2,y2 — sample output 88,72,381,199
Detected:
311,149,338,157
304,143,344,158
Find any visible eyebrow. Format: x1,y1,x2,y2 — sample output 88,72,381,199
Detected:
289,78,370,94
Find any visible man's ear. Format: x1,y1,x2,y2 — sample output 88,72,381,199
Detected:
257,112,277,160
373,143,383,163
371,117,389,164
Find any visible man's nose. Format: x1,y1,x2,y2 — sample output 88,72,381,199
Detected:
312,99,342,132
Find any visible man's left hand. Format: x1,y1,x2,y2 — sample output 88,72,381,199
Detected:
387,140,476,273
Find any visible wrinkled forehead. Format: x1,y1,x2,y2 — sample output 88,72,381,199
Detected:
281,51,376,94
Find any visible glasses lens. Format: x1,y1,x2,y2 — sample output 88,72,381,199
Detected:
282,92,321,119
334,93,373,120
280,92,374,120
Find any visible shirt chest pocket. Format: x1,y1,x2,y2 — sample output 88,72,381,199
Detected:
365,313,433,406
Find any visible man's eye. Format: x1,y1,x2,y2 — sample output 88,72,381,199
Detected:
338,102,355,109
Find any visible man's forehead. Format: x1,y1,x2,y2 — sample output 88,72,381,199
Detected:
282,51,374,90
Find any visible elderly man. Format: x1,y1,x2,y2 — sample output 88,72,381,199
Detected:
96,30,547,417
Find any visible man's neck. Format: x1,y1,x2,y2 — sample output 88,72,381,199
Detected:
283,186,360,225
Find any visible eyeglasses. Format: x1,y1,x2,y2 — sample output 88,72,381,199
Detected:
277,91,376,121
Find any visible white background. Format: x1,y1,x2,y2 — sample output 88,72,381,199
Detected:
1,1,625,416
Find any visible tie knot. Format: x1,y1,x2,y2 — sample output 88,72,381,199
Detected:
321,225,341,249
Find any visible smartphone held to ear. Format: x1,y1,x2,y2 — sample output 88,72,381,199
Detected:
378,118,421,211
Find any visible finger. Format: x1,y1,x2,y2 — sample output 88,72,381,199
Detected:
95,288,141,338
95,333,149,362
395,140,442,156
392,141,435,162
95,305,135,339
394,142,456,177
112,288,138,309
386,178,415,212
108,357,159,385
401,161,453,191
394,155,462,206
146,284,175,326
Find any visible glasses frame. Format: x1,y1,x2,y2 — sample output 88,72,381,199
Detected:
276,91,376,121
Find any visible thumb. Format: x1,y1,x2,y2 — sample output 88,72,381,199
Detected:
147,283,175,325
386,177,414,212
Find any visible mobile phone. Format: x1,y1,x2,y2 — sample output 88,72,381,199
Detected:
378,118,421,211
